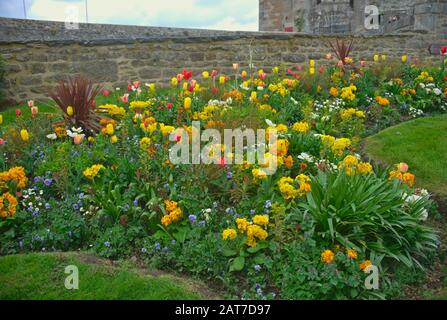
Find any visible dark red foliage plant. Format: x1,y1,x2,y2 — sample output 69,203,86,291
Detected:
49,75,103,135
328,38,354,66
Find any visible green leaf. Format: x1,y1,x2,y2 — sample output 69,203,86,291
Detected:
229,256,245,272
222,249,237,257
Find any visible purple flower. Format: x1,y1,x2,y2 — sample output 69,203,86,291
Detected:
33,176,42,183
250,209,256,215
104,241,111,247
43,178,53,186
133,199,139,206
227,171,233,179
154,242,161,250
73,204,79,210
45,203,51,209
188,214,197,223
254,264,261,272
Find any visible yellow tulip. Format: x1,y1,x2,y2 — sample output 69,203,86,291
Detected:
381,55,386,61
149,83,156,91
373,54,379,62
202,71,209,79
309,67,315,75
106,123,114,135
219,76,226,85
171,77,178,87
241,70,247,78
20,129,29,142
250,91,257,101
184,97,192,110
309,60,315,67
272,66,279,74
0,115,3,125
67,106,74,116
111,135,118,144
402,55,407,63
182,82,188,91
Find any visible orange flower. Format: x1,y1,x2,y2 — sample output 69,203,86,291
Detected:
359,260,372,271
321,249,335,264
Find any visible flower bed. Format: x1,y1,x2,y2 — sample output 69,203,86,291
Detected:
0,55,446,299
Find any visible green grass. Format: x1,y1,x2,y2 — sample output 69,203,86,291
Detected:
0,252,204,300
364,114,447,199
0,102,59,124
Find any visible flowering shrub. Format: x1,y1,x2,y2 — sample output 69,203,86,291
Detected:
0,55,446,299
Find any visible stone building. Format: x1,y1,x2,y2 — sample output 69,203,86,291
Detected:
259,0,447,38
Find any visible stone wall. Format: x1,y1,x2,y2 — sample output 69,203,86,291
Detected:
0,17,439,104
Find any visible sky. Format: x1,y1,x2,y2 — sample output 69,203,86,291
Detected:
0,0,259,31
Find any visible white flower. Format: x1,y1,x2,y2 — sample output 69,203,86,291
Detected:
420,209,429,221
257,86,264,91
298,152,314,162
46,133,57,140
433,88,442,95
265,119,276,127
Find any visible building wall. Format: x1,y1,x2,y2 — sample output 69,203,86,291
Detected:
0,17,439,103
259,0,447,38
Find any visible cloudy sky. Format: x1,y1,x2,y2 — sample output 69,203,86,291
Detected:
0,0,259,31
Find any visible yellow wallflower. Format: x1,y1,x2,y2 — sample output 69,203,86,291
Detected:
0,192,18,219
111,135,118,144
347,249,358,260
20,129,29,142
184,97,192,110
83,164,105,179
292,121,310,133
252,215,269,226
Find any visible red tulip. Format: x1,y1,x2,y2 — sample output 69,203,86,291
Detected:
121,94,129,103
211,69,218,77
103,89,109,97
183,70,193,80
15,109,22,116
133,81,140,88
212,87,218,94
441,46,447,55
219,157,226,167
0,138,4,145
127,84,133,91
167,102,173,109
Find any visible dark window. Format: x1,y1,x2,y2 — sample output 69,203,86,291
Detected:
350,0,354,8
317,0,321,5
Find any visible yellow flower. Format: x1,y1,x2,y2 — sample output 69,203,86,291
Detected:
292,121,310,133
202,71,209,79
347,249,358,260
66,106,74,116
250,91,257,101
343,155,359,167
402,55,407,63
357,162,373,175
241,70,247,78
83,164,105,179
184,97,192,110
252,168,267,180
0,166,28,189
381,55,386,61
0,115,3,124
0,192,18,219
222,228,237,240
309,59,315,67
219,76,226,85
321,249,335,264
140,137,152,149
252,215,269,226
375,96,390,106
20,129,29,142
236,218,250,232
373,54,379,62
309,67,315,75
272,66,279,74
171,77,178,87
105,123,115,136
111,135,118,144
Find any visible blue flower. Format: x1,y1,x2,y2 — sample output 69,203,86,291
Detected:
254,264,261,272
43,178,53,186
154,242,161,250
45,203,51,209
73,204,79,210
171,239,176,245
133,199,139,206
33,176,42,183
188,214,197,223
104,241,111,247
250,209,256,215
227,171,233,179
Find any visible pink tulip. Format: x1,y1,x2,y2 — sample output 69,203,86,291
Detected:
297,65,302,71
0,138,4,145
211,69,218,77
121,94,129,103
398,163,409,173
176,74,184,82
189,79,197,89
31,106,38,117
360,61,367,67
27,100,34,107
103,89,109,97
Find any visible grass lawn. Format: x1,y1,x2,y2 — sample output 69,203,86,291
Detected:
0,252,207,300
364,114,447,199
